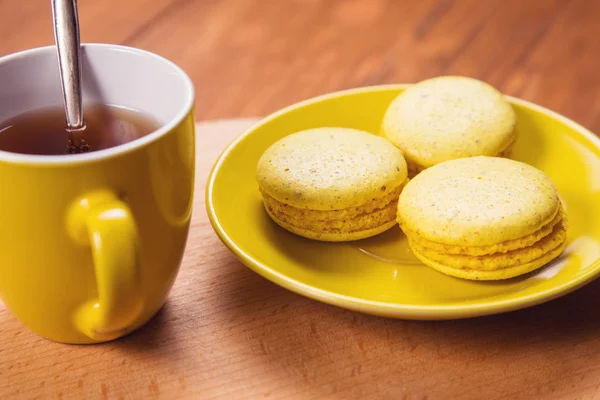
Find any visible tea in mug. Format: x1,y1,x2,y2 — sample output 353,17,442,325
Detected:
0,104,160,155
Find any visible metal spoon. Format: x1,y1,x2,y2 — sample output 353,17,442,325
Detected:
51,0,91,153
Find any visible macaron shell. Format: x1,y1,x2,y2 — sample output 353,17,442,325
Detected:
256,127,407,210
406,132,515,178
381,76,516,169
397,156,560,246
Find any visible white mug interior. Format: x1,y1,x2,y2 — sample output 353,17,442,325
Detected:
0,43,194,161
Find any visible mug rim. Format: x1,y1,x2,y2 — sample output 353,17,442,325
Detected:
0,43,195,165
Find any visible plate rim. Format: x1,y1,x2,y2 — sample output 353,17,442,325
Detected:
205,84,600,319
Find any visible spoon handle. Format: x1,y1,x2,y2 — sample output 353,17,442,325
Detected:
51,0,84,130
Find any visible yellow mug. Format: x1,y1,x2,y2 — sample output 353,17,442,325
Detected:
0,44,195,343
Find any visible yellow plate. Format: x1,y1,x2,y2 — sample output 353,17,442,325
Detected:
206,85,600,320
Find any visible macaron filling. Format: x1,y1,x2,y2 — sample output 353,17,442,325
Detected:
413,239,568,280
261,180,406,240
404,207,564,256
407,211,566,271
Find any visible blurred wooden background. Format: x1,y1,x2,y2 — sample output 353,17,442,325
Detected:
3,1,600,399
2,0,600,132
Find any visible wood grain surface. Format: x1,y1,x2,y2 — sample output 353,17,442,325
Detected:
2,1,600,399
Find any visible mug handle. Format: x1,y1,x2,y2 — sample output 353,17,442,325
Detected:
67,190,144,341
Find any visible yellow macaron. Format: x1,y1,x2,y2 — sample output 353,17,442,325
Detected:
381,76,517,176
256,127,409,241
397,156,567,280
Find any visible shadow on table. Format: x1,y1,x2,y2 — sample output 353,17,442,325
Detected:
108,303,186,357
217,262,600,399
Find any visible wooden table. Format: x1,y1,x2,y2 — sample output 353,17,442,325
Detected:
3,1,600,399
